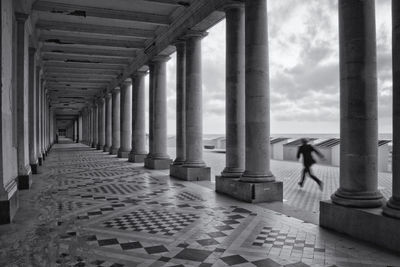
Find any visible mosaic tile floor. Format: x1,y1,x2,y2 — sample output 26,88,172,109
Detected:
0,141,399,267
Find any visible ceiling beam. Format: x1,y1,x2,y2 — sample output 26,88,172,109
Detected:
33,1,170,26
40,34,145,49
36,20,154,39
44,61,124,70
45,77,113,83
44,73,115,79
42,53,130,65
41,44,136,58
44,68,121,75
143,0,191,6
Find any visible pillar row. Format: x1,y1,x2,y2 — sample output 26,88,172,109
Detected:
129,71,147,163
92,104,98,148
28,47,38,174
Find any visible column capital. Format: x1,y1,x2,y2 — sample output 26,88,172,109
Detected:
121,78,132,87
15,12,29,22
172,38,186,47
112,86,121,94
222,1,244,11
132,70,148,79
151,55,171,63
183,30,208,40
105,92,112,99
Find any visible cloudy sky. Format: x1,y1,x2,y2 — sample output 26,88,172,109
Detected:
148,0,393,135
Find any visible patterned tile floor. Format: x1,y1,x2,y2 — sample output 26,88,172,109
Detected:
0,140,399,267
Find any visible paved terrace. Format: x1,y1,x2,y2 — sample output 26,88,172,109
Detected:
0,141,399,267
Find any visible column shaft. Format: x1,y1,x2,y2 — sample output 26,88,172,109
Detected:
173,42,186,165
146,64,155,159
384,1,400,217
240,0,274,182
15,13,32,186
36,73,42,165
118,81,132,158
104,93,112,151
222,4,245,177
129,71,147,162
97,99,105,150
331,0,383,208
92,105,98,148
28,47,38,174
183,34,206,168
110,88,121,155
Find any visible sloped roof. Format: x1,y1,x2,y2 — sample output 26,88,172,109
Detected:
270,137,288,145
315,138,340,148
379,140,391,146
283,138,317,147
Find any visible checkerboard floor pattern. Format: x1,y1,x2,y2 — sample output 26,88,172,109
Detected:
102,209,200,236
252,226,324,252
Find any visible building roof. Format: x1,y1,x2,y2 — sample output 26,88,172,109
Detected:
283,138,317,147
270,137,288,145
379,140,391,146
315,138,340,148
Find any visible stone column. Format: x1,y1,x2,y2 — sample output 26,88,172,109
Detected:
171,33,210,179
144,56,172,169
88,108,93,146
170,41,187,176
16,13,32,189
76,117,80,143
97,98,105,150
28,47,38,174
110,88,121,155
146,63,155,161
36,69,42,165
118,80,132,158
129,71,148,162
221,3,245,178
384,1,400,218
104,93,112,152
92,104,98,148
331,0,384,208
173,41,186,165
41,84,46,160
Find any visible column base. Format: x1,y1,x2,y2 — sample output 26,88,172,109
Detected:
331,188,385,208
103,146,110,152
110,147,119,155
18,173,32,190
96,144,102,150
221,167,244,178
128,153,146,163
30,163,38,174
38,157,43,166
0,180,19,224
118,150,130,158
383,197,400,219
91,143,96,148
216,176,283,203
320,200,400,254
145,157,172,170
170,165,211,181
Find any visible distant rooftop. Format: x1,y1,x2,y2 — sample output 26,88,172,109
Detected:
270,137,288,145
315,138,340,148
284,138,317,147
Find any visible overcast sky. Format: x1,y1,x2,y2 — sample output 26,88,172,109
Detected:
147,0,392,135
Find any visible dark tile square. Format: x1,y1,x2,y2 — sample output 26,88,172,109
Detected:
214,225,233,231
120,241,142,250
158,256,171,262
145,245,168,254
85,235,97,241
314,248,325,252
177,243,189,248
98,238,119,246
221,255,248,266
110,264,124,267
174,248,212,262
284,263,310,267
199,264,213,267
207,231,227,238
253,258,281,267
232,208,251,213
214,248,225,253
197,238,219,246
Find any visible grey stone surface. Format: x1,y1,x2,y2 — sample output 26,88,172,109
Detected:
216,176,283,203
144,157,172,170
321,200,400,254
170,164,211,181
118,80,132,158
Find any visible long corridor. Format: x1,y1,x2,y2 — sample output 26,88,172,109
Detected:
1,141,400,267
